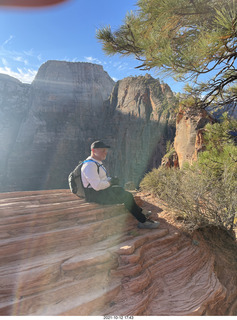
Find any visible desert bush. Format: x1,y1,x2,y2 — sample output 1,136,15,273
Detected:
140,115,237,232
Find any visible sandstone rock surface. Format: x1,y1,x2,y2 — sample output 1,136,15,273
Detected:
0,189,236,316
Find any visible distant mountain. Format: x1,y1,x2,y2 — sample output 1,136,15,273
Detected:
207,103,237,120
103,74,177,186
0,60,176,192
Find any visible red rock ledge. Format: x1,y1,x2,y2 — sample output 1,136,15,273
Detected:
0,189,236,316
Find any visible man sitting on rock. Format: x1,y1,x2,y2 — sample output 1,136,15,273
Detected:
81,140,160,229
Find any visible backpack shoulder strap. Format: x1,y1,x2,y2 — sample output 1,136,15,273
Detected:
83,159,101,173
81,159,102,189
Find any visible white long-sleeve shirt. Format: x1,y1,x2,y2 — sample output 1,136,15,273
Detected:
81,156,111,191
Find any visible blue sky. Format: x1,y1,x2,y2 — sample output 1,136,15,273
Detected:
0,0,183,92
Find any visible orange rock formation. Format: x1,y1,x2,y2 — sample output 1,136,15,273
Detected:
174,107,215,168
0,189,236,315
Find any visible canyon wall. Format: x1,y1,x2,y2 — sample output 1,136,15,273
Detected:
0,74,30,191
0,61,115,192
103,74,176,186
0,61,176,192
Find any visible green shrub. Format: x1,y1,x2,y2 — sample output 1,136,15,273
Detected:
140,115,237,232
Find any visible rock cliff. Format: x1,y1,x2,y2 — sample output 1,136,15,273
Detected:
0,61,115,192
0,62,176,192
103,74,176,186
26,61,115,190
0,190,236,315
0,74,30,190
174,107,215,168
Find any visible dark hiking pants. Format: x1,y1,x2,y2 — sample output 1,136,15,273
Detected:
85,186,146,223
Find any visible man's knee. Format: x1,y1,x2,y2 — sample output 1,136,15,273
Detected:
123,190,134,202
109,186,132,202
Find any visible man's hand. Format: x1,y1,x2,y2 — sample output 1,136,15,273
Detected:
110,176,119,186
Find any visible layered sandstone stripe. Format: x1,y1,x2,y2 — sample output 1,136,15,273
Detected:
0,189,234,315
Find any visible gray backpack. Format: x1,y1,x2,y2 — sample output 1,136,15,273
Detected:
68,160,100,198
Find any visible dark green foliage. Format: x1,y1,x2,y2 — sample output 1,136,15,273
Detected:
97,0,237,108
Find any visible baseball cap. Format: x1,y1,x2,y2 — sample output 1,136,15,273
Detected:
91,140,111,149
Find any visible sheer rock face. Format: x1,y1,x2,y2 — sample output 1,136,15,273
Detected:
174,107,215,168
103,75,176,187
0,74,30,190
0,64,176,192
0,189,236,316
0,61,115,192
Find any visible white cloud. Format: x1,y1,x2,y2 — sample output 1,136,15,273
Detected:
2,35,14,47
84,56,102,64
23,49,34,56
0,35,42,84
112,61,130,71
0,66,37,83
13,56,29,65
1,58,8,66
13,56,23,62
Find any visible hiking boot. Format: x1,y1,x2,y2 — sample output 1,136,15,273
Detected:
138,219,160,229
142,209,152,218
